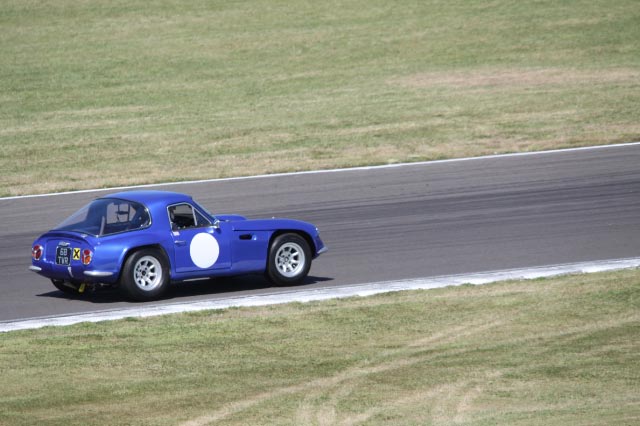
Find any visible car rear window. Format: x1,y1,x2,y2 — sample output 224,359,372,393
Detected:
54,198,151,236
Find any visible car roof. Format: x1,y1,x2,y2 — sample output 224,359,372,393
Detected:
100,190,193,208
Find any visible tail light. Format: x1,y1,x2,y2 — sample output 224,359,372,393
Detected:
82,249,93,265
32,244,43,260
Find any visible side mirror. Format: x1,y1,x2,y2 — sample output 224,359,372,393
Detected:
212,219,220,230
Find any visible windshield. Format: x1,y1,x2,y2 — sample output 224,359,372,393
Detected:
54,198,151,236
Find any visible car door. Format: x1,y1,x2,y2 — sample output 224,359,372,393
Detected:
168,203,231,273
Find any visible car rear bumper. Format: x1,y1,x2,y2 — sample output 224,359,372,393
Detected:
30,262,117,283
83,270,114,277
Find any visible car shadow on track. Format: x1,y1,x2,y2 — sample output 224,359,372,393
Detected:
36,275,334,304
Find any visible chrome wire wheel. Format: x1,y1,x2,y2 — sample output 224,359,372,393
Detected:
275,242,305,278
133,255,163,291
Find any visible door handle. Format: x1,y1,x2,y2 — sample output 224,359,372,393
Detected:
174,240,187,246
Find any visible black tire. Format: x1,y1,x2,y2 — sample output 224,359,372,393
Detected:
120,248,170,301
51,279,82,295
266,233,312,286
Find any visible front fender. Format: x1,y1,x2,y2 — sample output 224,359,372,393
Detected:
230,219,326,257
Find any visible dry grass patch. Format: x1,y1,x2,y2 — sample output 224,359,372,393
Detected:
2,0,640,196
392,68,640,90
2,269,639,425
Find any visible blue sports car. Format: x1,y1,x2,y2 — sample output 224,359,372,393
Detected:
30,191,327,301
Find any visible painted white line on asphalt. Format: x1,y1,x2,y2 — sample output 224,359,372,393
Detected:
2,257,639,333
2,141,640,201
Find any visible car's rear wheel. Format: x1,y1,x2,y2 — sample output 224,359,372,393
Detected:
266,233,311,286
120,248,169,301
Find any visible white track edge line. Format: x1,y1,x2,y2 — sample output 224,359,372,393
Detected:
3,141,640,201
2,257,639,333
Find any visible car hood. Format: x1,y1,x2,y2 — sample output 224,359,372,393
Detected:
216,214,247,222
228,218,316,233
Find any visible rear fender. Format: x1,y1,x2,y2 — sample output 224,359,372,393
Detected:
117,244,171,283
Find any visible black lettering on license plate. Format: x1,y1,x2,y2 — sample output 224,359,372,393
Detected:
56,246,71,265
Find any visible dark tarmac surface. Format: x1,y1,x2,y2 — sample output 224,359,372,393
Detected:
1,144,639,322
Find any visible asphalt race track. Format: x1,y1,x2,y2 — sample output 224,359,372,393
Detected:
1,144,639,323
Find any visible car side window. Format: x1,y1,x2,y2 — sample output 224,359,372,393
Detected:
194,208,212,227
168,203,211,230
103,200,150,234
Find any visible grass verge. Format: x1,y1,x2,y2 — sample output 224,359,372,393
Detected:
2,0,640,196
1,269,638,425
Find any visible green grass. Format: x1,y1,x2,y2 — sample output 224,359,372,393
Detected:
1,0,639,196
1,269,639,425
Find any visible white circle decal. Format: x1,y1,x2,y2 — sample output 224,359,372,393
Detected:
190,233,220,269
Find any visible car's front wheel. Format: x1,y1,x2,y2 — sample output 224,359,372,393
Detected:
120,248,169,301
266,233,312,286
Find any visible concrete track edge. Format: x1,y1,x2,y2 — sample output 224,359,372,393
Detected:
2,257,639,333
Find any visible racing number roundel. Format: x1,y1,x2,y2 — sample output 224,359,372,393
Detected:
189,233,220,269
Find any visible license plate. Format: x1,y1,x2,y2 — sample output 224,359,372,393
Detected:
56,246,71,265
